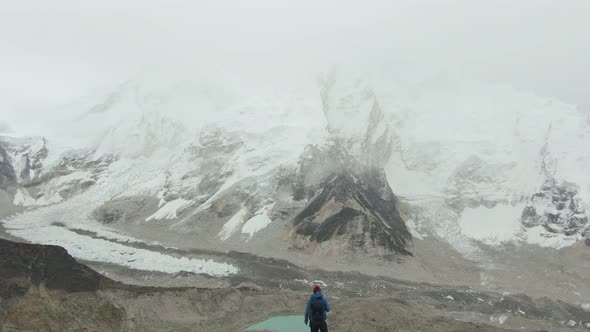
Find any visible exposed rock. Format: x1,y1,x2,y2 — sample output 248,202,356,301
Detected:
0,142,17,191
94,196,160,224
522,179,588,236
165,127,240,203
289,144,412,256
0,238,117,298
584,226,590,246
445,155,518,212
0,137,114,208
196,126,244,157
15,138,48,187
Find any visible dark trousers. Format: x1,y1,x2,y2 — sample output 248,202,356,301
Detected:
310,320,328,332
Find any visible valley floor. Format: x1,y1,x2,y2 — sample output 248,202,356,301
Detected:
2,231,590,331
2,206,590,331
112,220,590,306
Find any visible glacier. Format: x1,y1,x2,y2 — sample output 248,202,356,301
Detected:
1,69,589,276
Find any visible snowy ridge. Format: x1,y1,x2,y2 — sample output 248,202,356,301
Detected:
2,153,238,276
2,70,590,275
376,77,590,250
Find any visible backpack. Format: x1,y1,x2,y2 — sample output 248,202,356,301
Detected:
310,296,325,323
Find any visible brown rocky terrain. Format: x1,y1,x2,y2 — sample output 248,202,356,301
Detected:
2,238,590,331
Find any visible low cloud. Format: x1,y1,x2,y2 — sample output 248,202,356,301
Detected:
1,0,589,136
0,122,12,134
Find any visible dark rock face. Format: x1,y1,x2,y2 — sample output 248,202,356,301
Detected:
30,150,113,201
17,138,48,187
522,179,588,236
174,127,241,202
0,137,114,207
0,239,125,331
0,143,17,191
584,226,590,246
94,196,159,224
0,238,115,298
288,144,412,256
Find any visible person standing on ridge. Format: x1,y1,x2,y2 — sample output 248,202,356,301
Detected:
304,285,330,332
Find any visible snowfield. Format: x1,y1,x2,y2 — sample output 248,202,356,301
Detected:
4,220,237,276
458,204,525,245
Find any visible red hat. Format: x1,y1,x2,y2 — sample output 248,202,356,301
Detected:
313,285,321,293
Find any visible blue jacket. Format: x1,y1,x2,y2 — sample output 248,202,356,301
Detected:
304,291,330,322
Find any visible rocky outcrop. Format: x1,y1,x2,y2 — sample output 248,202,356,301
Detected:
0,142,17,191
93,195,160,224
157,127,241,206
287,144,412,256
0,238,117,298
445,155,518,212
0,239,125,331
0,138,40,186
0,137,113,208
0,137,49,188
19,138,49,187
522,179,588,236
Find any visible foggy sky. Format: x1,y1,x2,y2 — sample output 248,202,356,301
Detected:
1,0,589,134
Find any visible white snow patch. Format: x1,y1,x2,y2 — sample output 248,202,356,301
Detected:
241,204,274,238
146,199,192,221
458,203,525,245
218,206,248,240
581,303,590,311
313,280,328,287
294,279,328,287
445,295,454,300
524,225,578,248
490,315,508,325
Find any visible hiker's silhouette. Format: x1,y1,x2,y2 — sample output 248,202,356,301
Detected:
304,285,330,332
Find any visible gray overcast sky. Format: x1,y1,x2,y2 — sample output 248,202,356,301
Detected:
1,0,589,122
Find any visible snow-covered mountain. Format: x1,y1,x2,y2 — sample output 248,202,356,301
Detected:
1,70,589,276
380,77,590,250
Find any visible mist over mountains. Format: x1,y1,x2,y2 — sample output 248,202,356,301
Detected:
2,2,590,330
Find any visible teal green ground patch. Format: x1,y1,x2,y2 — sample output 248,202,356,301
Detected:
244,315,307,332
